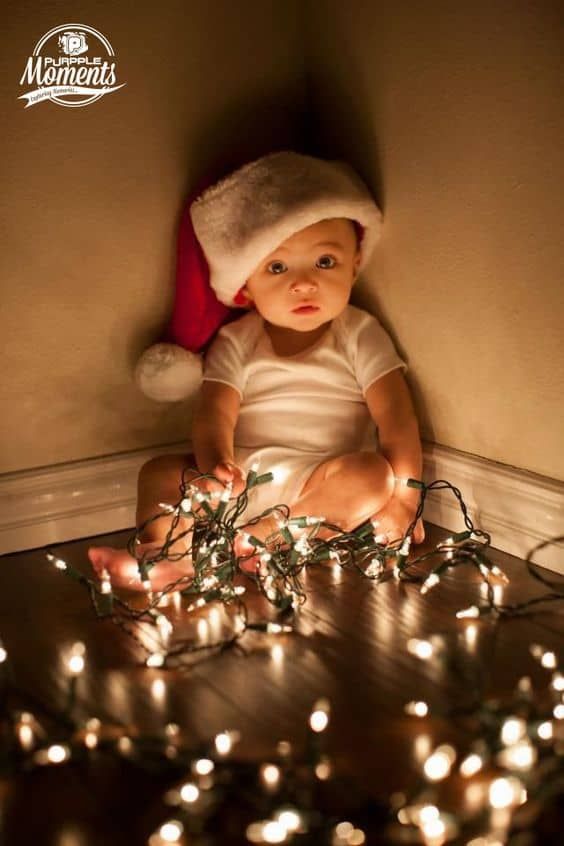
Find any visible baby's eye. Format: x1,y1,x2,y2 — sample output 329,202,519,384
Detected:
267,260,287,274
316,254,337,269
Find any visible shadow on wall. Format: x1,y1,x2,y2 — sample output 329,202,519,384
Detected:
303,68,436,443
126,84,314,377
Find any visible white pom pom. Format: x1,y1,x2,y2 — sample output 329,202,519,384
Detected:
134,343,203,402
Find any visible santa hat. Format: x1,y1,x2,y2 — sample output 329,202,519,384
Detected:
135,150,382,402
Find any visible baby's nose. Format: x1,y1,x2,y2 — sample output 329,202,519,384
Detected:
290,276,317,292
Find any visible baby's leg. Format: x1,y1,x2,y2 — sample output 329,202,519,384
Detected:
289,451,394,538
88,453,201,591
237,451,394,572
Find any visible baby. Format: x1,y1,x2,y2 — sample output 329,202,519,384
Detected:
89,153,424,590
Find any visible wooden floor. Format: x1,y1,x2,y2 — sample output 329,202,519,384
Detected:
0,521,562,845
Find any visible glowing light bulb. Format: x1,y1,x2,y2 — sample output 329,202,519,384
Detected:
47,744,70,763
266,622,292,634
260,763,281,789
399,536,411,556
334,821,354,843
271,644,284,662
262,820,287,843
553,703,564,719
413,733,432,763
419,805,439,824
420,573,440,595
220,483,232,502
537,720,553,740
464,623,478,647
490,564,509,582
423,745,456,781
421,817,445,842
404,700,429,717
315,755,332,780
500,717,526,746
541,650,557,669
309,698,330,733
275,808,301,833
17,712,35,750
407,638,434,659
67,642,86,675
459,753,483,777
146,652,165,668
194,758,214,775
215,730,240,755
497,740,536,770
489,776,523,808
517,675,532,694
456,605,480,619
158,820,183,842
551,672,564,691
365,558,384,578
151,678,166,701
492,584,504,603
0,645,7,663
271,465,290,485
118,736,132,754
47,553,67,570
156,615,173,639
180,782,199,803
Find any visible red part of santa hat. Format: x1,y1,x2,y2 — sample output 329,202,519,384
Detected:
163,170,246,354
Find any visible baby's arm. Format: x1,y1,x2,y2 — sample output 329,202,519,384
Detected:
365,369,425,543
191,380,247,495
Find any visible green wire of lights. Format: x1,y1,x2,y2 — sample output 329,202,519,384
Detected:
44,468,563,669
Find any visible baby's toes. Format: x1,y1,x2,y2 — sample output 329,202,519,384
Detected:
233,531,255,559
238,554,262,576
413,522,426,544
87,546,109,577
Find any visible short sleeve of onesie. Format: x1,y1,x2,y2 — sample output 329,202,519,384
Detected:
337,304,407,396
202,311,260,398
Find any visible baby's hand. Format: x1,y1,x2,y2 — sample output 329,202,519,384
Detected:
203,461,247,499
371,497,425,545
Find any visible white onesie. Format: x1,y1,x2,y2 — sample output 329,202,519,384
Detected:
202,304,407,520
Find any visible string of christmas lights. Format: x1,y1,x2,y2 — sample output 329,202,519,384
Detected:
0,639,385,843
1,612,562,843
44,466,564,669
5,464,562,844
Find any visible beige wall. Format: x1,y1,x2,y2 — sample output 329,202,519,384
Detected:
305,0,564,480
2,1,563,482
1,0,306,473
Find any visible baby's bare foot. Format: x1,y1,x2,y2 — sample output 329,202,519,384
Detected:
87,543,193,592
235,516,288,576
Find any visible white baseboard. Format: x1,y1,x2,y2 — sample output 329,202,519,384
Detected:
422,443,564,574
0,443,187,557
0,441,562,574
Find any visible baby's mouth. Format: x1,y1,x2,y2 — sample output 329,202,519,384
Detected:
292,304,320,314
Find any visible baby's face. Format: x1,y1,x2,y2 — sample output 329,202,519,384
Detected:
241,218,361,333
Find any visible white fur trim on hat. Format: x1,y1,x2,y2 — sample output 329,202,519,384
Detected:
189,151,382,307
134,343,203,402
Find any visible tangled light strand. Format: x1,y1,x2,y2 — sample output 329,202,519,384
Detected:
44,469,564,668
